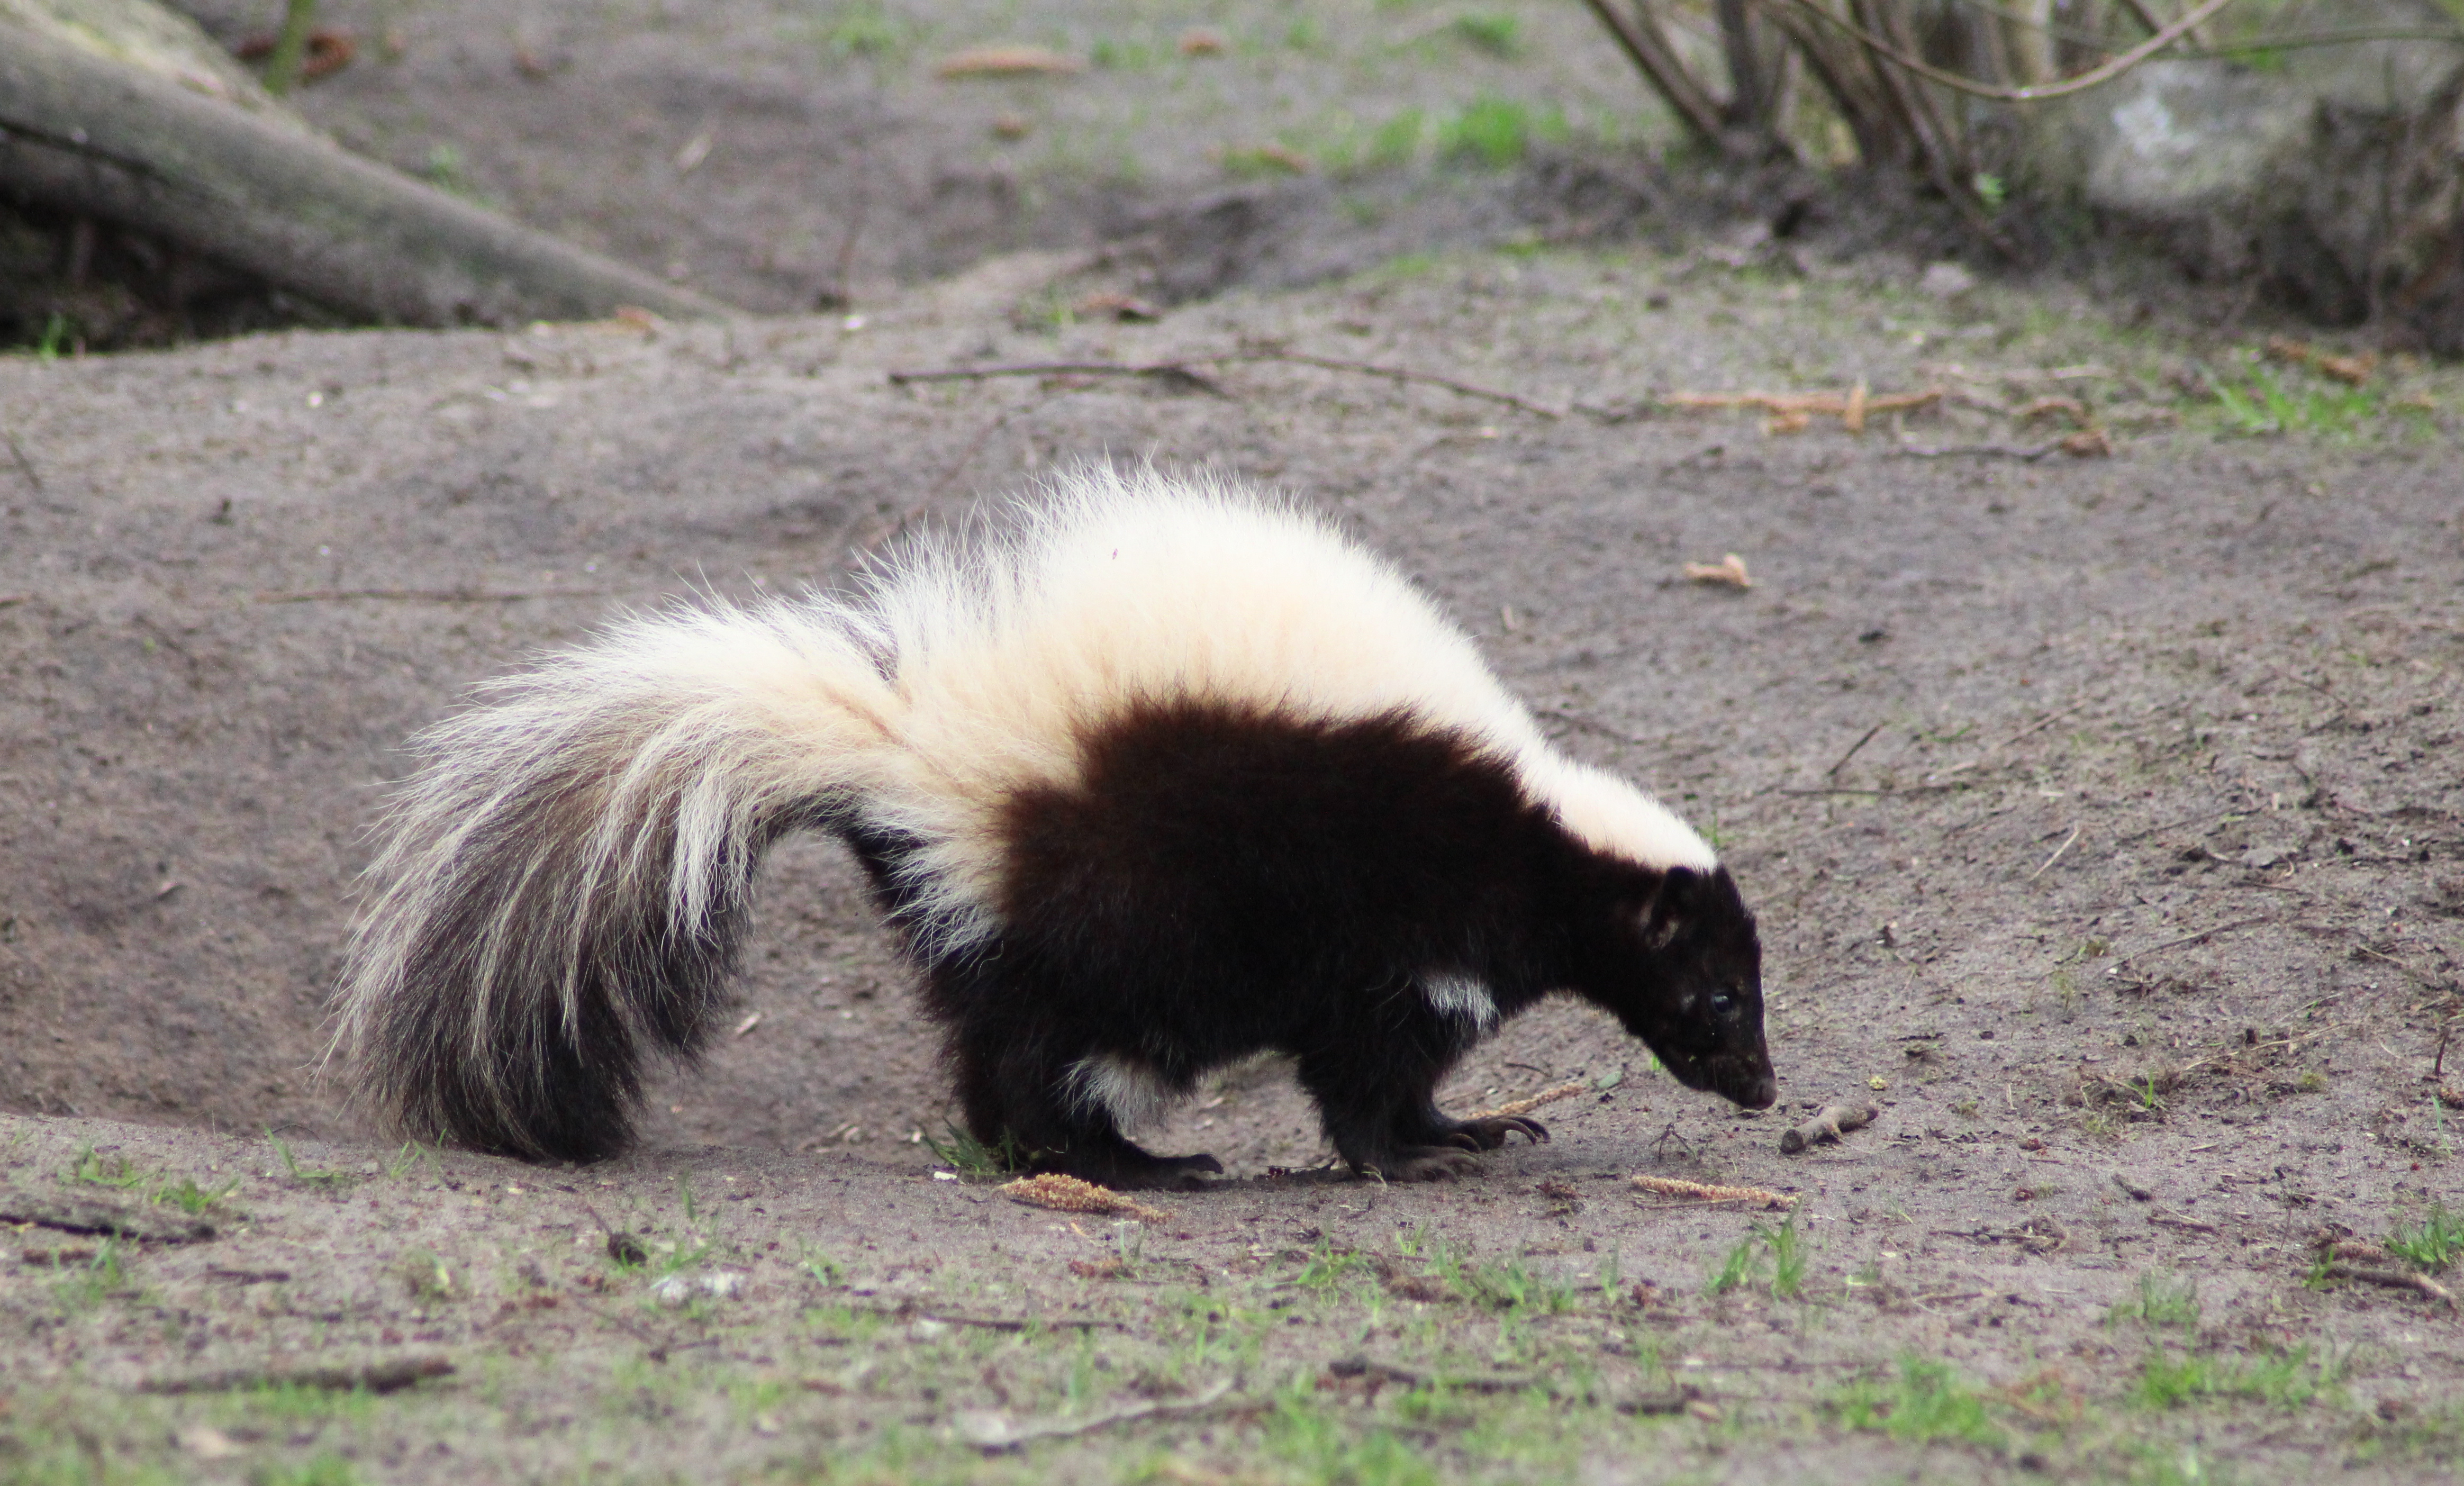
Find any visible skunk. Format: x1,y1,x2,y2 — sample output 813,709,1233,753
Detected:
334,467,1775,1186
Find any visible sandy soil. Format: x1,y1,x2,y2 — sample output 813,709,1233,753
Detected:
3,4,2462,1482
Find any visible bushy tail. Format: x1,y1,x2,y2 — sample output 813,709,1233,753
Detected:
333,601,904,1161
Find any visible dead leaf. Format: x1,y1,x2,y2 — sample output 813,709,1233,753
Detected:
2060,428,2112,458
935,46,1083,78
1177,28,1227,55
1842,379,1868,434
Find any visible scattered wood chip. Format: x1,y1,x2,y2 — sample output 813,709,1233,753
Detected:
1177,28,1227,55
1464,1081,1586,1121
1763,407,1811,435
1779,1102,1878,1154
2110,1172,2154,1201
1067,1257,1130,1280
2060,427,2113,458
1842,379,1869,434
140,1356,452,1395
730,1011,762,1038
2266,336,2378,385
935,46,1083,78
1630,1175,1796,1209
1000,1174,1173,1225
2016,395,2088,427
1682,553,1752,590
234,28,358,80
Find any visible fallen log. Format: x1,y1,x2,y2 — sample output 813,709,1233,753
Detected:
0,6,729,327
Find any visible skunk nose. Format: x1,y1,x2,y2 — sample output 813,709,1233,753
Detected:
1743,1073,1778,1109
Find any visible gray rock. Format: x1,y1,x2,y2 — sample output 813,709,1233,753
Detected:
2027,0,2464,349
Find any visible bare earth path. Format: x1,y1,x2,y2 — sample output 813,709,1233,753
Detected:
3,232,2460,1482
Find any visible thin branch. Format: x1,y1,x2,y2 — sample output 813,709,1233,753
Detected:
1772,0,2236,102
2027,824,2083,881
2102,915,2273,972
887,351,1564,419
1825,722,1888,780
1577,0,1732,151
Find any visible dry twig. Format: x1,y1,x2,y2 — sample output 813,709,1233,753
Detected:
1779,1102,1879,1154
1630,1174,1797,1208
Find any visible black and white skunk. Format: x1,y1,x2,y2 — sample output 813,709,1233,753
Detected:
334,467,1775,1186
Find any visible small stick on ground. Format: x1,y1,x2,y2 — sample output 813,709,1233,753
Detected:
1779,1102,1879,1154
2317,1264,2458,1309
1464,1080,1586,1121
955,1379,1236,1452
140,1356,453,1395
999,1174,1173,1225
1630,1174,1797,1209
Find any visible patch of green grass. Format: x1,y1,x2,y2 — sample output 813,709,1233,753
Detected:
1218,144,1312,179
34,311,72,361
1448,13,1524,57
67,1145,148,1189
258,1454,365,1486
1832,1357,2006,1448
1263,1380,1439,1486
2204,364,2383,438
1706,1212,1812,1299
1090,35,1158,69
153,1173,242,1214
819,0,904,57
2132,1344,2338,1411
48,1237,131,1311
2386,1201,2462,1271
268,1132,357,1190
1434,96,1564,169
1368,107,1425,169
923,1122,1025,1178
399,1248,456,1304
1454,1255,1575,1314
2109,1271,2202,1331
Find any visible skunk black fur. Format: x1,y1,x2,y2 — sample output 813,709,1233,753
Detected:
335,469,1775,1186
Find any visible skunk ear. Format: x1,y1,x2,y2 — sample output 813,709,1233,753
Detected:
1638,866,1701,951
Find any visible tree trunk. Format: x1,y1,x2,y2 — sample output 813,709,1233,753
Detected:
0,12,730,326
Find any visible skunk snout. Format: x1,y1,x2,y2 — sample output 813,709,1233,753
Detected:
1709,1050,1778,1110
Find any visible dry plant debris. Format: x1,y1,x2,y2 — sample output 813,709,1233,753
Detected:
999,1174,1173,1225
1778,1101,1879,1154
1630,1174,1797,1209
2266,337,2377,386
1671,385,1942,433
1682,553,1752,590
934,46,1083,78
1464,1080,1587,1120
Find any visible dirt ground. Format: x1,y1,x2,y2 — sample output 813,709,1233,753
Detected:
5,4,2464,1484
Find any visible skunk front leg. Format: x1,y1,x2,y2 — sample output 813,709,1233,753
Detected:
1298,1002,1516,1182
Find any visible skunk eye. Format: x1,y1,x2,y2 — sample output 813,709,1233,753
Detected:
1709,991,1737,1015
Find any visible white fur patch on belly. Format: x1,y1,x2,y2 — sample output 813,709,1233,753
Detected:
1061,1053,1175,1133
1422,973,1501,1031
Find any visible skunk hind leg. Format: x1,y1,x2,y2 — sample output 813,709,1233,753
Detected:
949,1029,1221,1191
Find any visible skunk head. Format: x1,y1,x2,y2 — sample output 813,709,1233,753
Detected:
1591,865,1776,1110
